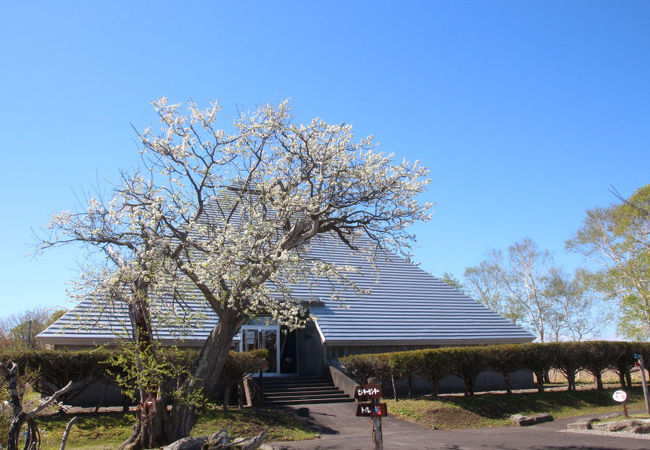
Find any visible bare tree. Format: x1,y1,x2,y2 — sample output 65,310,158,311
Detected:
465,239,602,342
544,268,603,341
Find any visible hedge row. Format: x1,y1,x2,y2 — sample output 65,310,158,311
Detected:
338,341,650,398
0,347,267,400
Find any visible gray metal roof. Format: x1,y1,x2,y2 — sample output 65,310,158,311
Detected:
290,235,534,345
38,233,534,347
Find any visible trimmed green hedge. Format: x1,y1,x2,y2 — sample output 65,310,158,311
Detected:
0,347,267,400
339,341,650,398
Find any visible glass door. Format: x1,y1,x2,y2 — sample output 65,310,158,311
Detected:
240,325,280,376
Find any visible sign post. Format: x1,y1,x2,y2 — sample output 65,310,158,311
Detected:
612,390,628,418
634,353,650,414
355,378,386,450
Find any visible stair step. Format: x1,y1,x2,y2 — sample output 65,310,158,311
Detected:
264,384,336,392
264,380,332,386
256,375,352,405
264,386,341,395
265,397,355,405
264,391,347,400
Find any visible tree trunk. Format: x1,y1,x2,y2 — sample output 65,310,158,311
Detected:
625,370,632,388
595,373,603,390
120,395,171,450
565,370,576,392
407,376,413,399
120,296,175,450
430,379,439,400
535,370,544,393
167,317,244,441
503,372,512,396
464,377,475,397
223,383,231,412
391,373,398,402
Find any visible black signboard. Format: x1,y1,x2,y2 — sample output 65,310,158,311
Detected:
354,384,383,400
356,402,388,417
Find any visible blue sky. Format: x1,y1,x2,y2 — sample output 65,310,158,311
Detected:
1,1,648,323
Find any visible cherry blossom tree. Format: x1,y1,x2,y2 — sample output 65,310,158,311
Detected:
41,98,432,447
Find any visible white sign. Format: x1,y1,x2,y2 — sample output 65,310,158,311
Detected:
612,390,627,403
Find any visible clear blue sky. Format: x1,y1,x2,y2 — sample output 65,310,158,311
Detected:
1,1,648,321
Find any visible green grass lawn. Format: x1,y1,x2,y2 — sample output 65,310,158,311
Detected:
25,408,316,450
386,387,648,430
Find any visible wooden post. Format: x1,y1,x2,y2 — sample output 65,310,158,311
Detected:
258,365,264,407
622,399,628,418
637,354,650,414
368,377,383,450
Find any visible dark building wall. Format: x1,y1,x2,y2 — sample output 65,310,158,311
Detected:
296,321,328,376
393,369,534,394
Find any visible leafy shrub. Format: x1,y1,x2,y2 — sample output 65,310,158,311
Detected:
547,342,581,391
519,343,555,393
338,354,375,384
222,349,269,382
611,341,636,388
416,349,452,399
484,344,524,395
577,341,620,390
446,346,489,397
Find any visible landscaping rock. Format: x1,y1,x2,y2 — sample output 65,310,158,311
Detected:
566,418,599,430
230,431,265,449
204,429,232,448
631,425,650,434
592,419,650,433
509,413,553,426
163,437,206,450
163,430,265,450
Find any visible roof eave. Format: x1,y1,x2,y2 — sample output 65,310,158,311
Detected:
37,335,218,348
323,337,535,346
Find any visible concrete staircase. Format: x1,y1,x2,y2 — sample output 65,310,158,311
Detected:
261,375,353,405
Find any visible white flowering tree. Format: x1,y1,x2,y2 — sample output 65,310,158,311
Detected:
42,98,431,447
40,175,190,449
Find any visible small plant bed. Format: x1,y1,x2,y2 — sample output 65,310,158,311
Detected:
16,407,316,449
386,387,648,430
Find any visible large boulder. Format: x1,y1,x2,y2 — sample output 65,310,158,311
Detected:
509,413,553,426
162,430,266,450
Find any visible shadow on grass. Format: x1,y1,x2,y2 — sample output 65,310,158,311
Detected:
444,387,645,419
193,407,317,441
37,410,134,430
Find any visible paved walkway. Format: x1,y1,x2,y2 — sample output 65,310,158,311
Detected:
268,402,650,450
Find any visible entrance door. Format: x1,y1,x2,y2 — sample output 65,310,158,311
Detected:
279,329,298,375
240,326,280,376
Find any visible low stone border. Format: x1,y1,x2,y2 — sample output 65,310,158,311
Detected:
565,418,650,440
563,428,650,440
